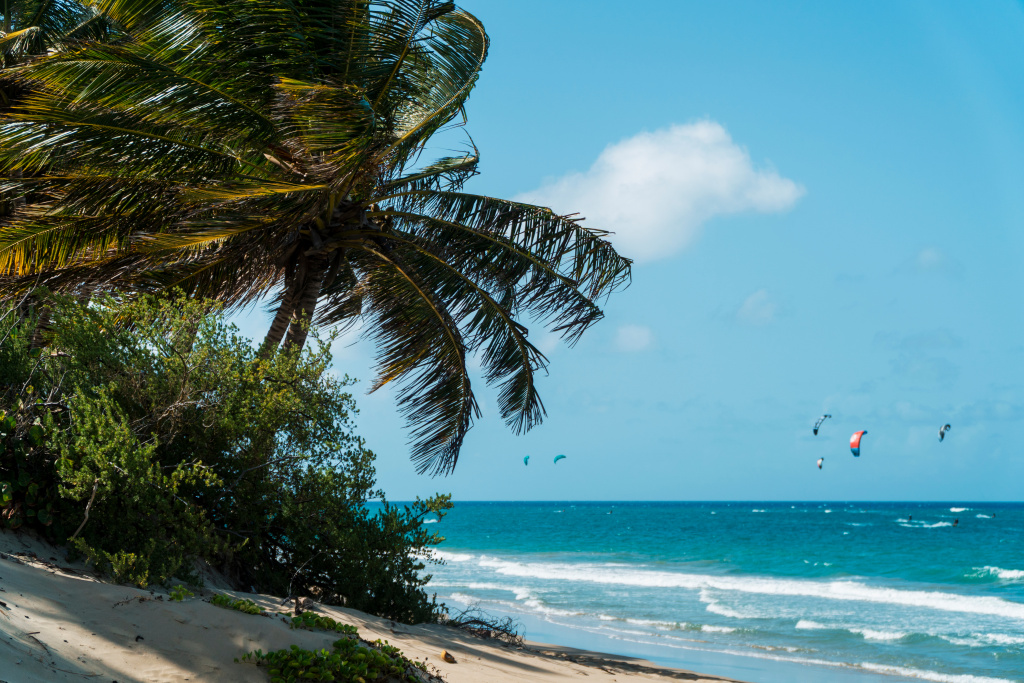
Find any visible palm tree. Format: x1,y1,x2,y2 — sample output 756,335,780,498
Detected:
0,0,631,474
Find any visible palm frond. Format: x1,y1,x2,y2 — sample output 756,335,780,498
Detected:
357,243,476,475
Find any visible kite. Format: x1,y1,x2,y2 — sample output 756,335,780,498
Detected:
817,458,824,470
938,424,951,442
813,414,832,436
553,454,566,464
850,430,867,457
524,455,530,466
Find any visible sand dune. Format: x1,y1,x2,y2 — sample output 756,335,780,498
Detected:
0,530,743,683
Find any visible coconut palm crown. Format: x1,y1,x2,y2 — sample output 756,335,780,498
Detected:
0,0,631,474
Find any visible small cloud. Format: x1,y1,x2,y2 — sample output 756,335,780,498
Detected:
918,247,944,270
737,289,776,325
888,354,958,387
534,332,561,356
873,329,964,352
895,246,962,277
516,121,804,263
614,324,653,352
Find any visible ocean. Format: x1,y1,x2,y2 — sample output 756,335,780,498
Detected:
421,502,1023,683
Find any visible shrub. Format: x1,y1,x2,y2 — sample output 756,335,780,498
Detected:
0,292,451,622
211,594,266,615
239,636,433,683
290,612,359,635
170,585,195,601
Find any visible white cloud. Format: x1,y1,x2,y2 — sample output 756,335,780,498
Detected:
917,247,944,269
516,121,804,262
614,324,653,352
737,289,776,325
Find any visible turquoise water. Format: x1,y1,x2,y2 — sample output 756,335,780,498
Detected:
423,502,1023,683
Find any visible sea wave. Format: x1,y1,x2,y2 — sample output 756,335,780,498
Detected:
465,555,1024,619
898,521,952,528
795,620,827,630
798,621,907,641
941,632,1024,648
852,628,907,641
974,566,1024,582
434,550,474,562
859,662,1014,683
950,507,969,512
515,612,1020,683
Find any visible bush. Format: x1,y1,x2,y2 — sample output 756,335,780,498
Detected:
211,594,266,615
0,292,451,622
240,636,434,683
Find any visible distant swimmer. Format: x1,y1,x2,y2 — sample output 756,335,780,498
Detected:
813,414,832,436
817,458,824,470
953,518,959,527
908,515,912,521
939,424,952,442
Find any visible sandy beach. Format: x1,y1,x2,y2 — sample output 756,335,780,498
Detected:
0,530,744,683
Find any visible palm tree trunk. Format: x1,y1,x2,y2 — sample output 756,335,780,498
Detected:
263,292,298,351
284,258,327,351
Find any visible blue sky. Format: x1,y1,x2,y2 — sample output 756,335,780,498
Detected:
235,0,1024,501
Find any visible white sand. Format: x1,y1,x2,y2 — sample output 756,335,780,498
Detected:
0,530,745,683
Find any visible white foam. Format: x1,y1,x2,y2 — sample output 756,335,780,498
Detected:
471,557,1024,619
950,507,969,512
624,617,678,630
976,513,993,519
520,597,582,617
795,620,828,630
859,662,1014,683
435,550,474,562
940,632,1024,647
898,522,952,528
700,624,737,633
751,509,766,512
852,628,907,641
975,566,1024,582
433,581,535,600
538,622,1018,683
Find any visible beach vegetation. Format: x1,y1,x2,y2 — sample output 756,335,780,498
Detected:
170,584,195,602
211,594,267,616
239,635,435,683
0,292,450,622
0,0,631,475
290,612,359,635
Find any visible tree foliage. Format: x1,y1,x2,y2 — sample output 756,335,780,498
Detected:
0,292,451,622
0,0,631,474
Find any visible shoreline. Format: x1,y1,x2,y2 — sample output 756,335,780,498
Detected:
0,530,745,683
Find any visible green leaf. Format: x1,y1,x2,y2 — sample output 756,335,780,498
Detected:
27,424,44,445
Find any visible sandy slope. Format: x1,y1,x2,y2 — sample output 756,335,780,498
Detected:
0,530,744,683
